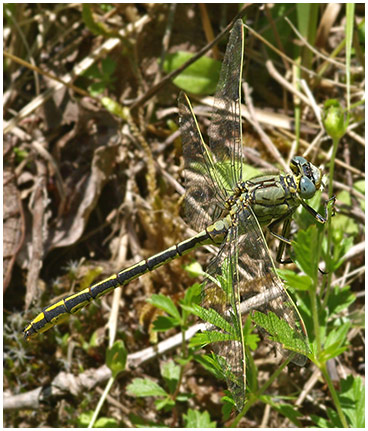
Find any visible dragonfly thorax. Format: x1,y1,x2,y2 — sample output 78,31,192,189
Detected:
224,173,300,228
224,157,322,229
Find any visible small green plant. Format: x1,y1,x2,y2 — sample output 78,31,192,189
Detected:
279,220,362,428
83,57,117,96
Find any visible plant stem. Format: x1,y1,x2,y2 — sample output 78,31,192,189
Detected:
88,376,114,428
323,136,339,307
320,362,349,428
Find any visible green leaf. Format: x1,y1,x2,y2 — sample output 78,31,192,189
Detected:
189,330,236,348
152,315,180,331
183,408,217,428
180,282,202,322
94,417,119,428
243,316,260,350
161,360,180,394
326,406,344,427
296,3,319,69
277,268,312,291
241,164,262,181
101,57,116,76
292,225,320,278
252,310,310,357
155,397,175,411
89,81,106,96
339,375,365,428
148,294,181,321
190,304,236,335
176,393,193,403
163,52,221,95
331,190,359,235
319,322,350,362
326,285,356,316
106,340,127,378
324,322,350,350
354,179,365,211
310,413,334,428
126,378,167,398
194,353,225,381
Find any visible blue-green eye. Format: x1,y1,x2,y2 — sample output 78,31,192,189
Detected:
293,156,307,165
299,177,316,199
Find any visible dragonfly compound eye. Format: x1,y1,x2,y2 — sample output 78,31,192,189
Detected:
290,156,307,175
299,176,316,199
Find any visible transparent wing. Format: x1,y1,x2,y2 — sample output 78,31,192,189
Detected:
200,223,246,411
179,19,244,231
179,93,226,231
235,205,310,366
208,18,244,189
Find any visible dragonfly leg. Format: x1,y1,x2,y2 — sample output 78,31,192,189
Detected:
299,195,336,223
268,212,294,264
270,196,336,264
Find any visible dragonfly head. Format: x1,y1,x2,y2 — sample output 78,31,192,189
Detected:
290,156,322,199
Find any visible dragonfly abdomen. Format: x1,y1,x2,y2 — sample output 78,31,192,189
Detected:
23,227,221,340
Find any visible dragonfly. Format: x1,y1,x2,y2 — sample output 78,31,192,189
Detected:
24,19,329,410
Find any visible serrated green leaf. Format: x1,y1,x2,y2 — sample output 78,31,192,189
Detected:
183,408,217,428
126,378,167,398
252,310,309,357
161,360,180,394
320,346,349,362
189,330,236,348
191,304,236,335
176,393,192,403
242,316,260,350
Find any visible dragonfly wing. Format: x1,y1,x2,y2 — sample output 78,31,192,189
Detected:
179,19,245,231
208,19,244,189
201,224,246,411
235,206,310,366
179,93,227,231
